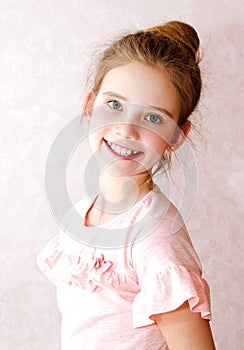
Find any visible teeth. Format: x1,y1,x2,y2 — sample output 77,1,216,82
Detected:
122,148,132,156
106,141,139,157
120,148,127,156
115,146,121,153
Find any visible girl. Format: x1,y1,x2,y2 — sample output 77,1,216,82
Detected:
37,21,216,349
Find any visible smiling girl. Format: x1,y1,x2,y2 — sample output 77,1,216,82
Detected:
37,21,216,349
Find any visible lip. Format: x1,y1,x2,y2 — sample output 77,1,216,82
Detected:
103,138,144,160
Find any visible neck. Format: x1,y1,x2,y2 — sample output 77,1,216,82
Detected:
95,171,153,216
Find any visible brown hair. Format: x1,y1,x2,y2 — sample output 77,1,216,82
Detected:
87,20,202,173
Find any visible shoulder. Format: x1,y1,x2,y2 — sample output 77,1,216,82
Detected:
136,185,187,234
132,186,193,249
131,187,202,274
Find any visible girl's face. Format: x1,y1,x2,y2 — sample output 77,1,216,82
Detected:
85,62,186,178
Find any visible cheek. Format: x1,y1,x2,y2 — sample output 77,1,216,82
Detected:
153,140,168,157
89,103,117,130
143,120,177,150
88,120,114,154
88,107,116,146
144,132,168,157
88,130,104,152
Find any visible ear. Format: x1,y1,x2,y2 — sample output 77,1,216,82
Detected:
167,120,191,152
82,91,95,118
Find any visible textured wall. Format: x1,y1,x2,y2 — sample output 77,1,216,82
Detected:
1,0,243,349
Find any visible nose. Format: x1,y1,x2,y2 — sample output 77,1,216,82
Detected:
114,122,139,140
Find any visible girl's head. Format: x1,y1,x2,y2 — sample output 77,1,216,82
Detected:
84,20,202,175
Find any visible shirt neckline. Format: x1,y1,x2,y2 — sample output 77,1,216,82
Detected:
82,186,158,228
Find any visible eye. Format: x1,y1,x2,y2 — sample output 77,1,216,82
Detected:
145,114,163,124
107,100,123,111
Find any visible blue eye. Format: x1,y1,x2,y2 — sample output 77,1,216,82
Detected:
145,114,163,124
107,100,123,111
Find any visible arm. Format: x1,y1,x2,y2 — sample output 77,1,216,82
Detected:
151,302,216,350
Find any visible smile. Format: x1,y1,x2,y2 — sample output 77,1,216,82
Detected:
104,139,143,158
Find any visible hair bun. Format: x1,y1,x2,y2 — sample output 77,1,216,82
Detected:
146,20,200,62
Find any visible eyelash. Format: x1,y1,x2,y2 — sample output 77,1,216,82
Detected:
106,99,164,124
145,114,163,124
107,100,123,111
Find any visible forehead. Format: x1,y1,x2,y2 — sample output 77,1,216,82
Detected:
98,62,181,121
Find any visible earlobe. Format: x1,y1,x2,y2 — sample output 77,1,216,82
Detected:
82,91,95,118
167,120,191,152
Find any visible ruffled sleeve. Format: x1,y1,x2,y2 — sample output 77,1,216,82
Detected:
132,263,211,328
131,219,212,328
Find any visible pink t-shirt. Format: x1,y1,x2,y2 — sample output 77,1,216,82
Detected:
37,186,211,350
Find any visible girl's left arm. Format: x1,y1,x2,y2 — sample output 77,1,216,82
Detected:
151,301,216,350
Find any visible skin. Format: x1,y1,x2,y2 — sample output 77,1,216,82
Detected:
83,62,190,220
83,62,216,348
151,302,216,350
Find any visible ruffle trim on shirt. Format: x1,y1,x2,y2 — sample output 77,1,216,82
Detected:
132,263,212,329
36,235,139,297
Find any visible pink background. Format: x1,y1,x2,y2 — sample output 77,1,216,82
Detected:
1,0,243,349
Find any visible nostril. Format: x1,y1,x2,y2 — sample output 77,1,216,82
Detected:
114,124,139,140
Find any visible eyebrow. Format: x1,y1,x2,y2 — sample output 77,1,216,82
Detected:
102,90,174,119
